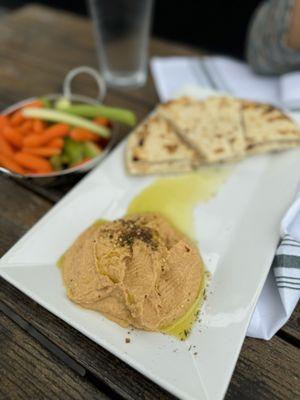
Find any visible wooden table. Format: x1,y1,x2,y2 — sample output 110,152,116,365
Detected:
0,5,299,400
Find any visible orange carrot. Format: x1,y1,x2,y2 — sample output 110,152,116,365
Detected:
22,134,45,147
10,111,25,126
32,119,46,134
69,128,100,142
44,123,70,138
23,147,61,157
23,123,69,147
0,135,14,157
48,138,64,149
0,153,26,174
18,120,33,135
0,115,9,129
93,116,110,127
2,126,23,148
14,152,53,173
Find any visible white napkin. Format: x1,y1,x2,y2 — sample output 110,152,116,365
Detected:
151,55,300,109
150,56,300,339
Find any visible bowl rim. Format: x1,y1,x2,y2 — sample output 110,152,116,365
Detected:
0,94,115,179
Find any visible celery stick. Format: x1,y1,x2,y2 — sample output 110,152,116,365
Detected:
64,138,84,165
55,97,71,110
22,107,110,138
55,102,136,127
83,141,102,158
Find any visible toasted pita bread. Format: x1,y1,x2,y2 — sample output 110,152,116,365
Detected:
241,100,300,146
126,114,202,175
126,96,300,176
158,96,246,163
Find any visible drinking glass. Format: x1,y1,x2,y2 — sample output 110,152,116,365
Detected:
88,0,154,88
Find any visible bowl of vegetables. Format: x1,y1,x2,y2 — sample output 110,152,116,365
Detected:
0,93,136,186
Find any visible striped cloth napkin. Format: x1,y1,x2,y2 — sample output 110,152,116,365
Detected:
150,56,300,339
247,186,300,339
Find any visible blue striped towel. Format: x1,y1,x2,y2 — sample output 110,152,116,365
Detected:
247,186,300,339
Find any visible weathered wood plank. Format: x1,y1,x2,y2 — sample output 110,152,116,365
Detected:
0,4,199,108
226,336,300,400
0,312,110,400
0,176,52,255
1,279,299,400
278,304,300,343
0,281,174,400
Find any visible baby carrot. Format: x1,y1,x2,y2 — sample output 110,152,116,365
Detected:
0,135,14,157
2,126,23,148
22,134,44,147
23,123,69,147
32,119,46,134
10,111,25,126
70,127,100,142
14,152,53,173
23,147,61,157
0,115,9,129
44,123,70,139
19,120,33,135
0,153,26,174
48,138,64,149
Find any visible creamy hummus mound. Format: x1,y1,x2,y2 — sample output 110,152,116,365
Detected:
61,213,204,331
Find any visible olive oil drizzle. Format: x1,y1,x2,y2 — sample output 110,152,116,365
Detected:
127,168,228,239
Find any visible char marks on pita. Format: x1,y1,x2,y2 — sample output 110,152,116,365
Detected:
126,114,203,175
241,100,300,151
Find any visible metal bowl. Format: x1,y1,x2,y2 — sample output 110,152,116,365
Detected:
0,94,115,186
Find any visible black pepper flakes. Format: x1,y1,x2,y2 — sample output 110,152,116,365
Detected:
116,220,158,250
125,338,131,343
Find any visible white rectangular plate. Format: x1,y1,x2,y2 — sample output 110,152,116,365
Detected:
1,89,300,400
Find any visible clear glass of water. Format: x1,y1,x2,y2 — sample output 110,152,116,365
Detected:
88,0,154,88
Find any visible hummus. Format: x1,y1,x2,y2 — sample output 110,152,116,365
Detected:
61,213,204,331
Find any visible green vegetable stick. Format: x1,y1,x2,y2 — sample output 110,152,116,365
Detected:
55,97,72,109
55,102,136,127
40,97,52,108
64,138,84,166
83,141,102,158
22,107,110,138
50,155,63,171
60,154,70,164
